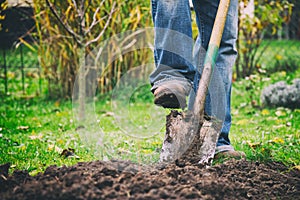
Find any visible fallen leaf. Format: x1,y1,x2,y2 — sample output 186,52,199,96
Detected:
7,71,15,78
36,123,42,128
273,124,285,129
55,146,62,153
273,137,284,144
239,102,247,108
103,156,109,161
232,109,239,115
275,110,286,117
56,139,64,145
236,119,249,125
48,144,62,153
151,141,161,146
268,137,284,144
261,109,270,116
29,170,39,176
275,119,284,125
28,134,43,140
16,144,26,151
262,77,270,82
141,149,153,154
258,68,266,74
267,116,277,121
279,71,286,77
246,141,261,149
17,126,29,131
47,144,54,151
251,100,258,107
54,101,60,107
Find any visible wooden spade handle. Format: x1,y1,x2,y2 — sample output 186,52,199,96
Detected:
193,0,231,120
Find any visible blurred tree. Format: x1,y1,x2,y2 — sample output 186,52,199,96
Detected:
45,0,116,120
236,0,293,79
32,0,152,101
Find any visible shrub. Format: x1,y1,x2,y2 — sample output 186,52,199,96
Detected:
236,0,293,79
261,78,300,109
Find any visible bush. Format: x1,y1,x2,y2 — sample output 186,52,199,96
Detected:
261,78,300,109
236,0,293,79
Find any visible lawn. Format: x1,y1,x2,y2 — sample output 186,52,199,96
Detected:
0,40,300,175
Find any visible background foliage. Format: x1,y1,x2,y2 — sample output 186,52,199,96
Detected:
236,0,293,79
1,0,298,97
32,0,152,98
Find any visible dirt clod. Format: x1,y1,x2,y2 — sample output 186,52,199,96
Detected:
0,159,299,200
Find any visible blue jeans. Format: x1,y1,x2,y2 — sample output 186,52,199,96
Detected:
150,0,238,151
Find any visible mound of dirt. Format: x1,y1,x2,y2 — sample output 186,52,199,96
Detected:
0,159,299,200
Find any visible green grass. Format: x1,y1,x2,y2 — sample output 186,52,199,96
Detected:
230,67,300,166
0,40,300,174
257,40,300,73
0,94,167,175
0,98,93,175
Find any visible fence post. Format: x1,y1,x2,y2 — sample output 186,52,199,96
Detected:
3,49,8,94
38,65,42,95
20,44,25,94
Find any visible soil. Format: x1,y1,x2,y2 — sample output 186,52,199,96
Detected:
0,159,299,200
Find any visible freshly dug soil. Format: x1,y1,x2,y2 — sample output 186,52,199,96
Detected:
0,159,299,200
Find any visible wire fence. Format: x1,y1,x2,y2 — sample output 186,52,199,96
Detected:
1,41,298,98
0,4,41,97
0,44,42,97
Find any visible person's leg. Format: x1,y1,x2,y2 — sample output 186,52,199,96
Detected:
150,0,196,108
192,0,239,152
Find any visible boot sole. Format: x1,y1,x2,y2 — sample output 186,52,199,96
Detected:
154,90,186,109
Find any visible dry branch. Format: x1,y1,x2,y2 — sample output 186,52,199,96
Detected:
85,2,116,47
45,0,82,45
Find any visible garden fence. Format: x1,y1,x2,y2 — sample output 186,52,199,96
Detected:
0,44,42,97
1,38,298,98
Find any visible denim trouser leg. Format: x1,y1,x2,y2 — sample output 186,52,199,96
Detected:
150,0,238,151
192,0,238,150
149,0,195,92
